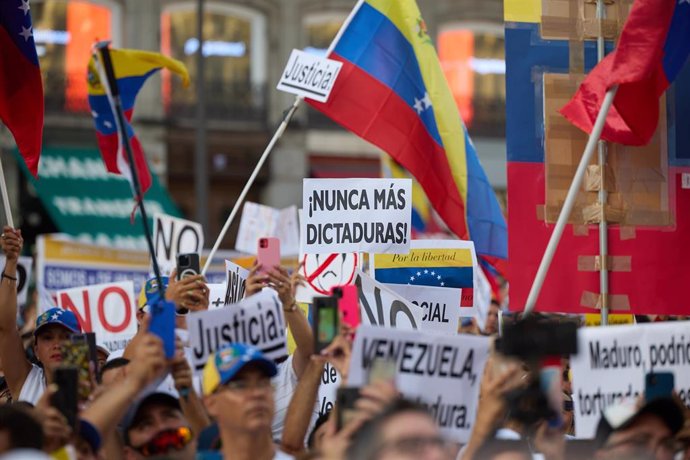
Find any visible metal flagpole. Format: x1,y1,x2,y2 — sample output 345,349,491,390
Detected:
0,158,14,228
523,86,619,315
194,0,209,238
94,42,166,296
201,0,366,275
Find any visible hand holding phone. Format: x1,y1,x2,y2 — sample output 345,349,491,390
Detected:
176,253,201,280
257,238,280,275
336,386,360,431
314,296,339,353
52,366,79,429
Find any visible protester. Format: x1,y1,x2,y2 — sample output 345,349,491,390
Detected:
201,342,294,460
0,404,44,454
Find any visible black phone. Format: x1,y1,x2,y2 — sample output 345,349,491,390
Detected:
176,253,200,280
336,387,360,431
313,296,339,353
52,366,79,429
645,372,674,401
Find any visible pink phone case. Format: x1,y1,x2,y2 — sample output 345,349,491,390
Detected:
333,285,360,328
257,237,281,273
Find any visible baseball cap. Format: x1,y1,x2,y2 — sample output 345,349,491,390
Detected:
202,343,278,396
140,276,170,309
595,397,685,447
34,308,81,336
120,388,181,434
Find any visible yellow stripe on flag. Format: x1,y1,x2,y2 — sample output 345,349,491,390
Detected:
375,248,473,269
504,0,541,23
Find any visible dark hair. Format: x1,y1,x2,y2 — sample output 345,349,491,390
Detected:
0,404,44,450
99,357,130,381
307,411,331,449
474,439,532,459
345,399,433,460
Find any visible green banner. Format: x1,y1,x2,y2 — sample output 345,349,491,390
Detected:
16,146,180,249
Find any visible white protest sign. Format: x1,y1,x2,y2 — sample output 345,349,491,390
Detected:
350,325,490,443
302,179,412,254
317,362,340,417
56,281,137,352
224,260,249,305
277,49,343,103
0,256,33,307
354,269,423,330
235,202,300,256
187,289,287,372
386,284,460,334
207,283,227,310
570,320,690,439
295,252,359,303
153,214,204,275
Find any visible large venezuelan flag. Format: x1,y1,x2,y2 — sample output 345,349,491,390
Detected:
307,0,507,260
88,49,189,195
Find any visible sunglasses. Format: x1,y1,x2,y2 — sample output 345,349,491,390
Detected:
134,427,192,457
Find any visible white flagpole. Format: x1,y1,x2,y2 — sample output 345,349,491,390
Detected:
523,85,618,315
0,158,14,228
201,0,365,275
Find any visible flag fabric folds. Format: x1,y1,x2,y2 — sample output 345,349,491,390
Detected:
0,0,43,176
88,49,189,196
307,0,507,260
561,0,690,146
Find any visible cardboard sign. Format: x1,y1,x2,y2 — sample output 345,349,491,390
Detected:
207,283,228,310
295,252,359,303
355,270,423,330
386,284,461,334
224,260,249,305
373,240,479,316
277,49,343,103
56,281,137,352
301,179,412,254
235,202,300,256
153,213,204,275
0,256,33,307
350,325,490,443
570,321,690,438
187,290,287,372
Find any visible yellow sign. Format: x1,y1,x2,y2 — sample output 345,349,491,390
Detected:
584,313,634,327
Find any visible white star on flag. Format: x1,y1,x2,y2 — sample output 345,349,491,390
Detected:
19,25,32,41
18,0,30,15
413,97,424,114
422,92,432,109
104,121,113,129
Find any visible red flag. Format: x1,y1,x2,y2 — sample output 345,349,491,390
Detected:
0,0,44,176
561,0,690,146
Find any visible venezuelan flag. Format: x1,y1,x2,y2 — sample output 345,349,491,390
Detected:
88,49,189,195
307,0,507,260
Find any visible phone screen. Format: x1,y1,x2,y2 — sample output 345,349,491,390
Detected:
318,306,337,343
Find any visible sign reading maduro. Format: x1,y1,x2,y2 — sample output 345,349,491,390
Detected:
349,325,490,442
301,179,412,254
187,290,287,371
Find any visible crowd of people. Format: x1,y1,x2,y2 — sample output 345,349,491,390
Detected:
0,225,687,460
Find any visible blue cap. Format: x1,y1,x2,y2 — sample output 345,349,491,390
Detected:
143,276,170,308
34,308,81,336
202,343,277,396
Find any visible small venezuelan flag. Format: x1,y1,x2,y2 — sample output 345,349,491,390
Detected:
87,49,189,195
308,0,507,260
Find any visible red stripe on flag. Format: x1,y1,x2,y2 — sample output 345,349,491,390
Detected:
308,56,469,240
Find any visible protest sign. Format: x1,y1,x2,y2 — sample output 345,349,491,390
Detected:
0,256,33,307
277,49,343,103
350,325,490,442
386,284,460,334
295,252,359,303
373,239,478,316
153,213,204,275
355,270,423,331
317,362,340,417
584,313,634,327
56,281,137,352
187,289,287,371
224,260,249,305
235,202,300,256
207,284,227,310
301,179,412,254
570,321,690,438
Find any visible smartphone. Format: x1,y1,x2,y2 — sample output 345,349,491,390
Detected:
336,387,360,431
332,285,360,329
368,357,397,384
257,238,280,274
62,333,98,398
52,366,79,429
148,298,176,359
313,296,339,353
645,372,674,401
177,253,200,280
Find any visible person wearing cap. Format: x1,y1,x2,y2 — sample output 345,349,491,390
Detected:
594,397,685,460
0,227,83,404
202,343,295,460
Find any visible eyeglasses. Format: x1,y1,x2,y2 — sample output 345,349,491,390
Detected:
218,378,273,393
134,427,193,457
375,435,449,457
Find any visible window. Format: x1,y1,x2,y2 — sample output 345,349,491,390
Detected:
30,0,119,113
161,3,266,120
304,13,345,56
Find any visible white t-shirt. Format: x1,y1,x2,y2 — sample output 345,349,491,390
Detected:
274,450,295,460
271,356,300,442
18,364,45,405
